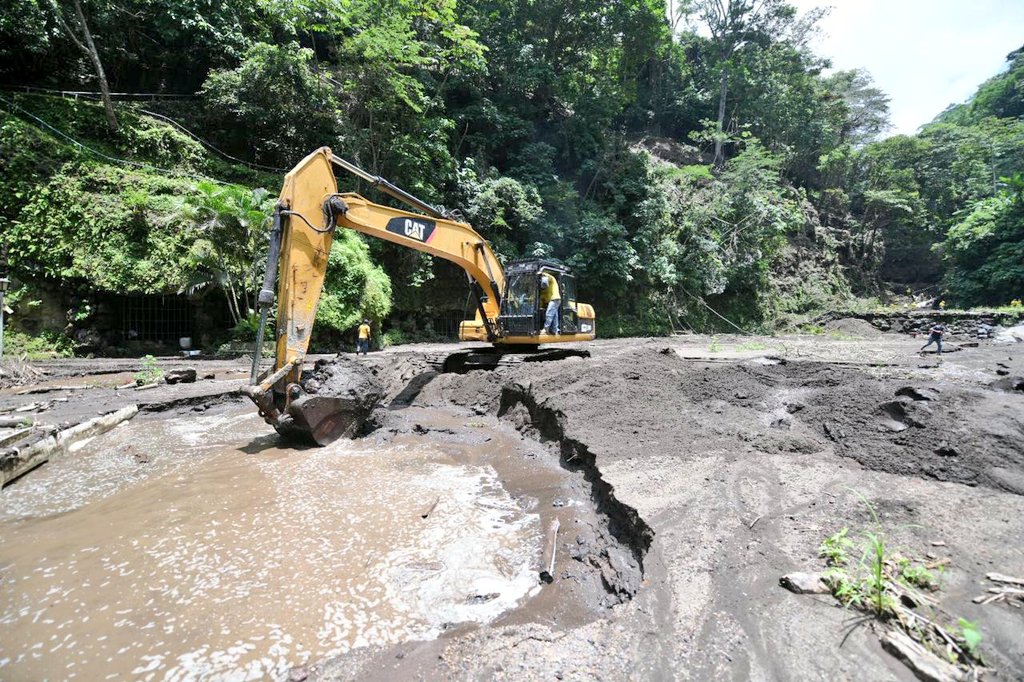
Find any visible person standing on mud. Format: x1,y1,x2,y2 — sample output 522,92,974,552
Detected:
539,274,560,335
919,323,945,354
356,319,371,355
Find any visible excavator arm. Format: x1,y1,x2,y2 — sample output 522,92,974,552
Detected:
242,147,508,443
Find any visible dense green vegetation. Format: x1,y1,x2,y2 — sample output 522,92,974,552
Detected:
0,0,1021,351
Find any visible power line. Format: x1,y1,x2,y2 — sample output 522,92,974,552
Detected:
2,87,291,174
0,85,196,100
0,93,228,185
138,108,290,173
677,284,754,336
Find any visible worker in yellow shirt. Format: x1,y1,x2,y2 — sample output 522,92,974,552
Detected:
539,274,560,335
356,319,371,355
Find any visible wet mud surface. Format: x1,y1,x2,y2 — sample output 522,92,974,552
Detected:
2,333,1024,680
1,397,641,679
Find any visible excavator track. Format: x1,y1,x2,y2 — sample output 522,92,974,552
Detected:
427,347,591,374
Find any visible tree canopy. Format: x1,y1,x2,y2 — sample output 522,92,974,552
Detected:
0,1,1020,349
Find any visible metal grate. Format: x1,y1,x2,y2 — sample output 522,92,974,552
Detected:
430,310,467,340
121,295,194,343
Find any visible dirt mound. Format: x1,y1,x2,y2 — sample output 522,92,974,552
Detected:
401,347,1024,495
824,317,886,338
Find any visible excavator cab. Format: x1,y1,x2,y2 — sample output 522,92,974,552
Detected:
499,259,583,336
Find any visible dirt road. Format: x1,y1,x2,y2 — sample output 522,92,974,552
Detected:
1,331,1022,680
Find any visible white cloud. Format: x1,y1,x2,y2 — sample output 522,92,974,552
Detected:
789,0,1024,135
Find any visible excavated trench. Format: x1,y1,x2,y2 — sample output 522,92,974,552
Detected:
0,357,655,680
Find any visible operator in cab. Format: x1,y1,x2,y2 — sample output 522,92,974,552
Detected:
356,319,371,355
539,273,560,335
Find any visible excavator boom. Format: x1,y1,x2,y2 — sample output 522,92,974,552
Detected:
243,147,595,444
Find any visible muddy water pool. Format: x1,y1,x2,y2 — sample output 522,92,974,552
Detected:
0,407,543,680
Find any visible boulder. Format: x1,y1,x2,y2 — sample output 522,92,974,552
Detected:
991,376,1024,393
780,572,830,595
165,368,197,384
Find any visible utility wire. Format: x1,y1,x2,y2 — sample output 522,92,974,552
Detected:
0,93,225,185
3,87,291,174
677,284,754,336
0,84,196,99
139,108,290,173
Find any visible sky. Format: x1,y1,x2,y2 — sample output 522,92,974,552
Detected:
787,0,1024,135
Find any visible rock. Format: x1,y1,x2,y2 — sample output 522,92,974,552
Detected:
779,572,830,595
203,372,216,380
881,420,909,433
991,375,1024,393
895,386,939,401
994,323,1024,344
165,368,197,384
935,443,959,457
996,368,1009,376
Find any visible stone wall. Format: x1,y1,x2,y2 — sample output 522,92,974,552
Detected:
819,309,1024,336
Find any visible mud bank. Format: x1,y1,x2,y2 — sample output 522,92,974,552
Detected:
3,335,1024,680
309,337,1024,680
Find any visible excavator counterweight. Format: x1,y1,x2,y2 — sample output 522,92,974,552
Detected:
243,147,596,444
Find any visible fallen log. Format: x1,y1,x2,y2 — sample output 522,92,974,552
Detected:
986,572,1024,586
1,405,138,486
0,427,34,448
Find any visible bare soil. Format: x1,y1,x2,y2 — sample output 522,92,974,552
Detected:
2,331,1023,680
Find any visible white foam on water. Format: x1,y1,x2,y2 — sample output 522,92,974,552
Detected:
0,408,542,680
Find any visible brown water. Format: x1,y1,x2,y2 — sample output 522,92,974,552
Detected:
0,409,542,680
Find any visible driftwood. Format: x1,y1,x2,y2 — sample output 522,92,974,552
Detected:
880,630,966,682
419,495,441,519
973,573,1024,606
986,572,1024,586
15,385,89,395
1,405,138,486
0,416,34,428
539,519,560,583
0,427,34,448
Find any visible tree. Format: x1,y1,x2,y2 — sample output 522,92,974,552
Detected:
681,0,825,167
46,0,118,131
201,42,340,167
824,69,891,146
179,181,274,325
940,175,1024,305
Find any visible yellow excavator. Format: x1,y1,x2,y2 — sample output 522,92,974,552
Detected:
243,147,596,444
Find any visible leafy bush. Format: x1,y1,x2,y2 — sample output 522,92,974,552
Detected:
311,232,393,346
134,355,164,385
2,330,74,359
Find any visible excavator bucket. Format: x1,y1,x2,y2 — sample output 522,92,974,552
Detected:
262,357,385,447
281,394,369,446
